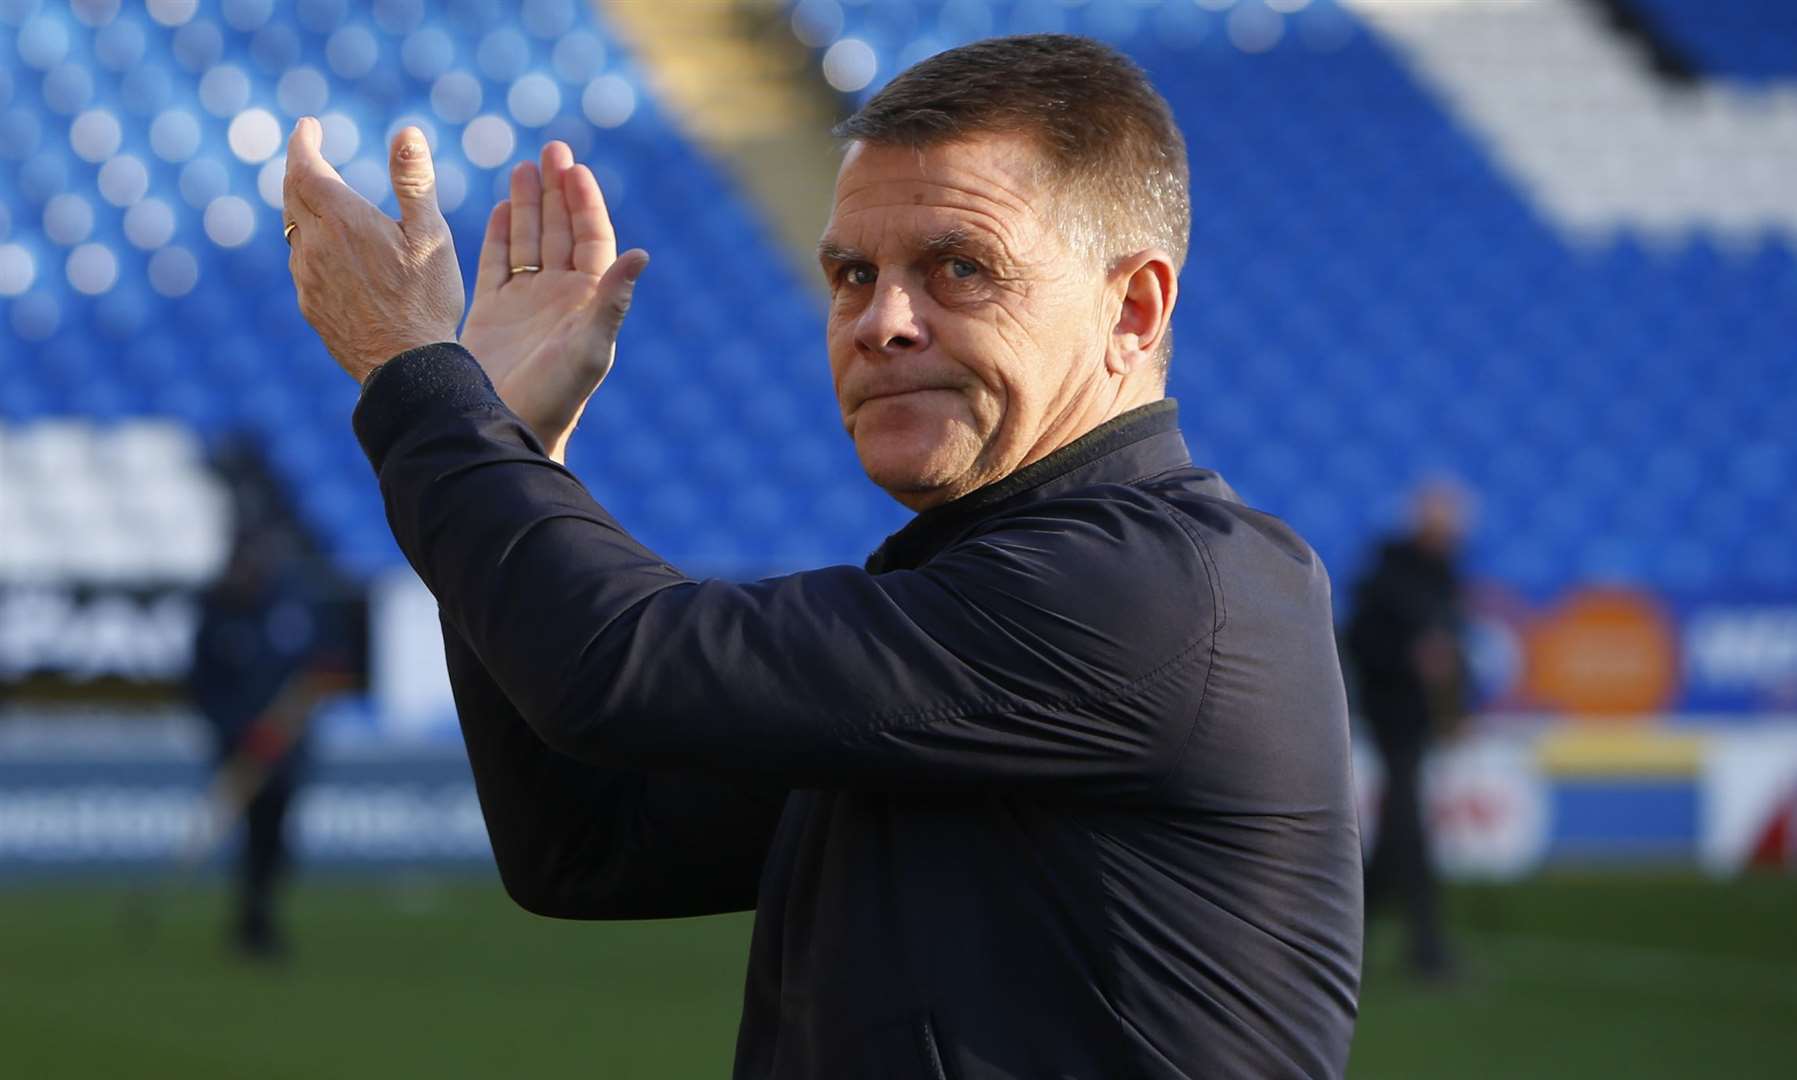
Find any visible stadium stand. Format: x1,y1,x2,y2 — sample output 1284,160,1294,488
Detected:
0,0,868,586
793,0,1797,599
2,0,1794,603
1627,0,1797,83
2,0,1795,893
0,418,228,583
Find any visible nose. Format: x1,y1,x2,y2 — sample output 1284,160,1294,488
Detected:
855,280,929,356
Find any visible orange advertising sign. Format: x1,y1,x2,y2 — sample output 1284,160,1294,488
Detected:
1519,588,1681,719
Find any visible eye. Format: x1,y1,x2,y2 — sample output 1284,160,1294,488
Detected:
946,257,979,279
842,264,876,287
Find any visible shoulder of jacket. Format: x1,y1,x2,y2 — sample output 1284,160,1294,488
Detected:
1143,480,1336,626
948,483,1224,627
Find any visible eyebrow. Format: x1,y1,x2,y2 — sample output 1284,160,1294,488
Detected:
817,227,1005,267
816,239,864,267
919,226,985,259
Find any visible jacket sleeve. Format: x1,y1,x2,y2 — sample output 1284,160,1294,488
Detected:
442,619,789,919
357,344,1217,793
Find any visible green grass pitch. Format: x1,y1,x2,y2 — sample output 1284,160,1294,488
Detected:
0,872,1791,1078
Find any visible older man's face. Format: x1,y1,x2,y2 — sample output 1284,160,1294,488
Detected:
819,135,1112,510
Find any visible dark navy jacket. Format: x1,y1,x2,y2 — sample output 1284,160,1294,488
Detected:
354,343,1362,1079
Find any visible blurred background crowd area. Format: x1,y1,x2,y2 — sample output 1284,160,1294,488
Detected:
0,1,1793,1076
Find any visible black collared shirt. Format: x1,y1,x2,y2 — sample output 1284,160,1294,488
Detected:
357,344,1362,1079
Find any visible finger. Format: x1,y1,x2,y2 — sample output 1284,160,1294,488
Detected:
507,160,542,276
388,126,446,242
283,116,354,224
566,164,618,277
471,199,512,301
539,142,574,271
589,248,650,339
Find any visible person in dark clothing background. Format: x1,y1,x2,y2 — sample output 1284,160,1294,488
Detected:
1345,481,1471,981
189,444,342,961
281,35,1364,1078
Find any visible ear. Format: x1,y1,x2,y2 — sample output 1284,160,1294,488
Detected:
1105,249,1178,378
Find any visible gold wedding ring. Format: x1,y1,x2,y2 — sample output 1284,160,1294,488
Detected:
509,264,542,275
283,221,298,246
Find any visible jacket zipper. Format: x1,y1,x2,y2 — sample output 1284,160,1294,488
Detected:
918,1016,949,1080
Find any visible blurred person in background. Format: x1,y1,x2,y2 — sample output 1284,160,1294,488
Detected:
188,442,343,962
1345,479,1471,982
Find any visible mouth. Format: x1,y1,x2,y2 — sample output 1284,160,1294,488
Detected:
856,386,957,407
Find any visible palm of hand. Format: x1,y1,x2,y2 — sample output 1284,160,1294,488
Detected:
456,141,647,463
462,270,612,446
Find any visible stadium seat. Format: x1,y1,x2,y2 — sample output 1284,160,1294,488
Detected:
1,0,1793,607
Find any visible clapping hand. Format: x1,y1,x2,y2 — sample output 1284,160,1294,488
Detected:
459,142,650,463
283,118,465,383
284,119,647,464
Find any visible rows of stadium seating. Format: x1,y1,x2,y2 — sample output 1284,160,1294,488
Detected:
0,0,861,582
791,0,1797,596
0,418,227,582
1629,0,1797,82
2,0,1794,601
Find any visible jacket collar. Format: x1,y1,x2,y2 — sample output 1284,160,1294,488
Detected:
865,399,1193,573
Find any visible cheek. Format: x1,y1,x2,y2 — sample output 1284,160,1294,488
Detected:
824,317,857,397
1002,292,1092,383
934,309,1005,389
968,304,1050,403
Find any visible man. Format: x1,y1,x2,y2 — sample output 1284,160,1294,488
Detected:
284,34,1361,1079
189,442,341,961
190,521,322,960
1346,481,1470,982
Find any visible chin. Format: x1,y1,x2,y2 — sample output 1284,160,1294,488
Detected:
846,392,989,504
852,427,982,506
856,437,955,493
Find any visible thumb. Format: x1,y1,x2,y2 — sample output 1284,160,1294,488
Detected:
388,126,444,236
286,116,354,215
592,249,650,337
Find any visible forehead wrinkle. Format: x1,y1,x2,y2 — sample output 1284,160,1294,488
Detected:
834,172,1040,238
832,158,1050,252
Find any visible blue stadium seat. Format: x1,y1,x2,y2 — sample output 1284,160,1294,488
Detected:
3,0,1794,604
811,0,1796,599
0,0,905,580
1628,0,1797,83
